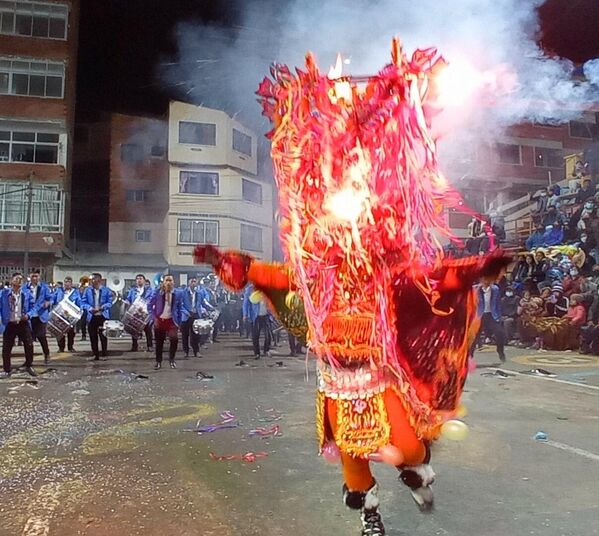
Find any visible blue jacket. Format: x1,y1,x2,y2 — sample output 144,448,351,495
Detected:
476,284,502,322
242,285,260,322
81,286,113,321
53,287,82,309
198,286,214,310
180,287,207,322
0,287,35,326
543,227,564,247
126,285,154,305
525,231,545,251
27,282,53,323
148,288,184,327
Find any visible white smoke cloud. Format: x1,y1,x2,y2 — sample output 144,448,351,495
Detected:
584,59,599,86
160,0,598,173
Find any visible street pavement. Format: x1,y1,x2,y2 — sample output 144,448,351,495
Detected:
0,333,598,536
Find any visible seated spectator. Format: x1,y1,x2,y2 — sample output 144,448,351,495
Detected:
566,294,587,326
501,286,519,343
545,282,569,317
542,206,565,228
525,225,545,251
517,290,545,347
563,267,584,297
534,188,548,214
546,186,560,209
532,250,550,284
552,183,561,196
542,222,564,246
512,254,527,282
575,178,595,204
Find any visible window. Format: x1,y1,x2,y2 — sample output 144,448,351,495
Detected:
135,230,151,242
0,182,63,231
126,190,148,202
179,171,219,195
534,147,563,168
178,219,219,245
569,121,594,139
120,143,144,162
0,2,68,39
179,121,216,146
0,58,65,98
232,128,252,156
240,224,262,252
150,145,165,158
0,129,60,164
496,143,521,165
242,178,262,204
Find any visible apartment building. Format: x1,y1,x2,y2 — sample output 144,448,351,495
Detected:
0,0,79,279
165,101,273,280
61,112,168,286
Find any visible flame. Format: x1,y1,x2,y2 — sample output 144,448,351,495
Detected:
328,54,353,104
326,187,367,222
328,54,344,80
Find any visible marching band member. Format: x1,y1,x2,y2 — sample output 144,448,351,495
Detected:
81,273,112,361
125,274,154,353
181,277,205,358
1,273,36,376
27,270,53,364
148,274,184,370
53,276,82,353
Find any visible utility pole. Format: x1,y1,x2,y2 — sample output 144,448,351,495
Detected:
23,172,35,276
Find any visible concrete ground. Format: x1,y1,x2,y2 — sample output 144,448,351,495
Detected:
0,333,598,536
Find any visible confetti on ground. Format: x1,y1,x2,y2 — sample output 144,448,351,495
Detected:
209,451,268,463
248,425,281,437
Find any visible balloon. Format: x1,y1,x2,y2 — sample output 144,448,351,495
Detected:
250,290,263,304
455,404,468,418
321,441,340,464
378,444,404,466
153,272,163,288
468,356,477,373
441,419,469,441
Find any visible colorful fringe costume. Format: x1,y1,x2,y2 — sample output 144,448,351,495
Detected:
195,39,509,535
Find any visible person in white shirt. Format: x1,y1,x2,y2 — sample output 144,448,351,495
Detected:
148,275,182,370
1,272,36,376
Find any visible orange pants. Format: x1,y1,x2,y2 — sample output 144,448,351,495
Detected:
326,389,426,492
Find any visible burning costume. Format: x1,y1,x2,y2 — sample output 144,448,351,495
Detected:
195,40,508,535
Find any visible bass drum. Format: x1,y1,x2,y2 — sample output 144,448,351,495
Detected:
103,320,124,339
47,299,81,339
193,318,214,335
123,297,150,338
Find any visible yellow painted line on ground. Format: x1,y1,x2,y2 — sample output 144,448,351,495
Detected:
21,482,61,536
512,354,599,368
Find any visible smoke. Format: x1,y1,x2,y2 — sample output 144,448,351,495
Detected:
160,0,598,176
584,59,599,86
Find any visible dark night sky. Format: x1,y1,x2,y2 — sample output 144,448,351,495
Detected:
76,0,599,118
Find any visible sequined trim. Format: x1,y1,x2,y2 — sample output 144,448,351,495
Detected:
317,363,391,399
316,389,326,450
334,393,391,457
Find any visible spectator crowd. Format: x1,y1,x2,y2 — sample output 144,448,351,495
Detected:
475,168,599,357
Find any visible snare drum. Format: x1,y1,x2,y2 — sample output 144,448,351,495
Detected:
193,318,214,335
103,320,124,338
47,299,81,339
123,297,150,338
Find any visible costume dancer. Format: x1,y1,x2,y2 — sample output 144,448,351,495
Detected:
196,39,509,535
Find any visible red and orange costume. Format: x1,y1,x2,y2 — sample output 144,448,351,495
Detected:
195,39,508,536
